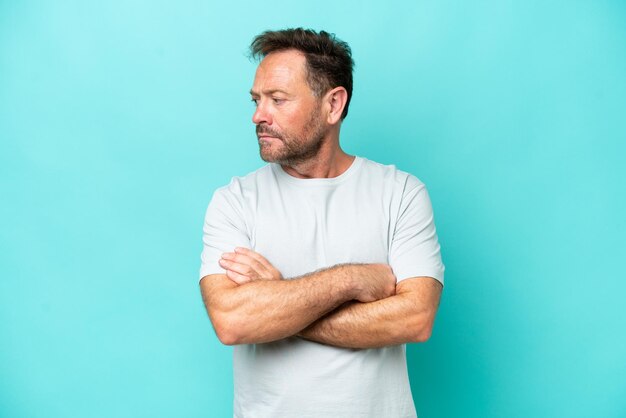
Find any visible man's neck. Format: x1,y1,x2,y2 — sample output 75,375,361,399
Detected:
281,147,355,179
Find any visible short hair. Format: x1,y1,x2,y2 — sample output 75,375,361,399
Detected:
250,28,354,120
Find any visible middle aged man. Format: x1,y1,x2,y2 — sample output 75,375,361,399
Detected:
199,28,444,418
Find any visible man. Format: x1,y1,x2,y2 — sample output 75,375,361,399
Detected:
199,28,444,418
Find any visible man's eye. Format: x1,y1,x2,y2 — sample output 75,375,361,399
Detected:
251,98,259,106
272,98,284,104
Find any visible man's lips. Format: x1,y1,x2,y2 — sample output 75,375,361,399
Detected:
256,125,282,141
257,133,282,141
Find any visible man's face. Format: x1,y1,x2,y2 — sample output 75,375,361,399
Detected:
250,50,328,165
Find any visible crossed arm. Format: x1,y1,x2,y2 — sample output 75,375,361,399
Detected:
298,277,442,348
199,248,442,349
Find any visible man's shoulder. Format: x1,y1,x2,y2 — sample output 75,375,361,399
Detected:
359,157,425,191
212,164,273,198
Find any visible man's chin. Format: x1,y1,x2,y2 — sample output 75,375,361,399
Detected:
259,140,288,162
259,148,280,163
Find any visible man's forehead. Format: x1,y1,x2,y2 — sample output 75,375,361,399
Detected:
251,50,308,93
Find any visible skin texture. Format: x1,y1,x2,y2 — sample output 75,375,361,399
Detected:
199,48,443,349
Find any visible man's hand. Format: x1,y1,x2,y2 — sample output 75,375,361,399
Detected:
218,247,283,284
350,263,396,302
298,276,442,348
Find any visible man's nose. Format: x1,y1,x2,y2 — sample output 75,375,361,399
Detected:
252,101,271,125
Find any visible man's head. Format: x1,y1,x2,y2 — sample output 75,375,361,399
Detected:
250,28,354,120
249,29,354,165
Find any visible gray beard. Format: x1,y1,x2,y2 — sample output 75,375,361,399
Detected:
260,134,324,166
257,107,328,166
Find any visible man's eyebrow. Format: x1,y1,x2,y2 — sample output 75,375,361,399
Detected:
249,89,290,96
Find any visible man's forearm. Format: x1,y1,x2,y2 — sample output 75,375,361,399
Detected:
298,299,419,349
298,277,442,349
200,264,394,345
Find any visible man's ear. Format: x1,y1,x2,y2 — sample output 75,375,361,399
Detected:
324,87,348,125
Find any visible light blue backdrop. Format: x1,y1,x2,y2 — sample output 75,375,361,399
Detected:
1,1,625,417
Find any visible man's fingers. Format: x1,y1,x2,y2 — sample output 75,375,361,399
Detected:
234,247,274,270
223,251,267,274
219,258,255,276
222,248,282,281
225,269,250,285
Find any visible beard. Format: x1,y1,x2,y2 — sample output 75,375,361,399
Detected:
256,106,328,166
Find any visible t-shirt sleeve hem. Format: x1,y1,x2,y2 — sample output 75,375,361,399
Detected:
199,265,226,282
395,270,444,286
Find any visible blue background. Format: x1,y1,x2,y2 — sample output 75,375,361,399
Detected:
1,1,625,417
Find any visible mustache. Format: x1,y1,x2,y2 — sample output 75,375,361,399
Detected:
256,125,283,140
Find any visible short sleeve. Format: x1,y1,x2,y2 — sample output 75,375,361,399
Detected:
199,183,252,281
388,178,445,285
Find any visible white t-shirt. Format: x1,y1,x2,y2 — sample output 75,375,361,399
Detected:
199,156,444,418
